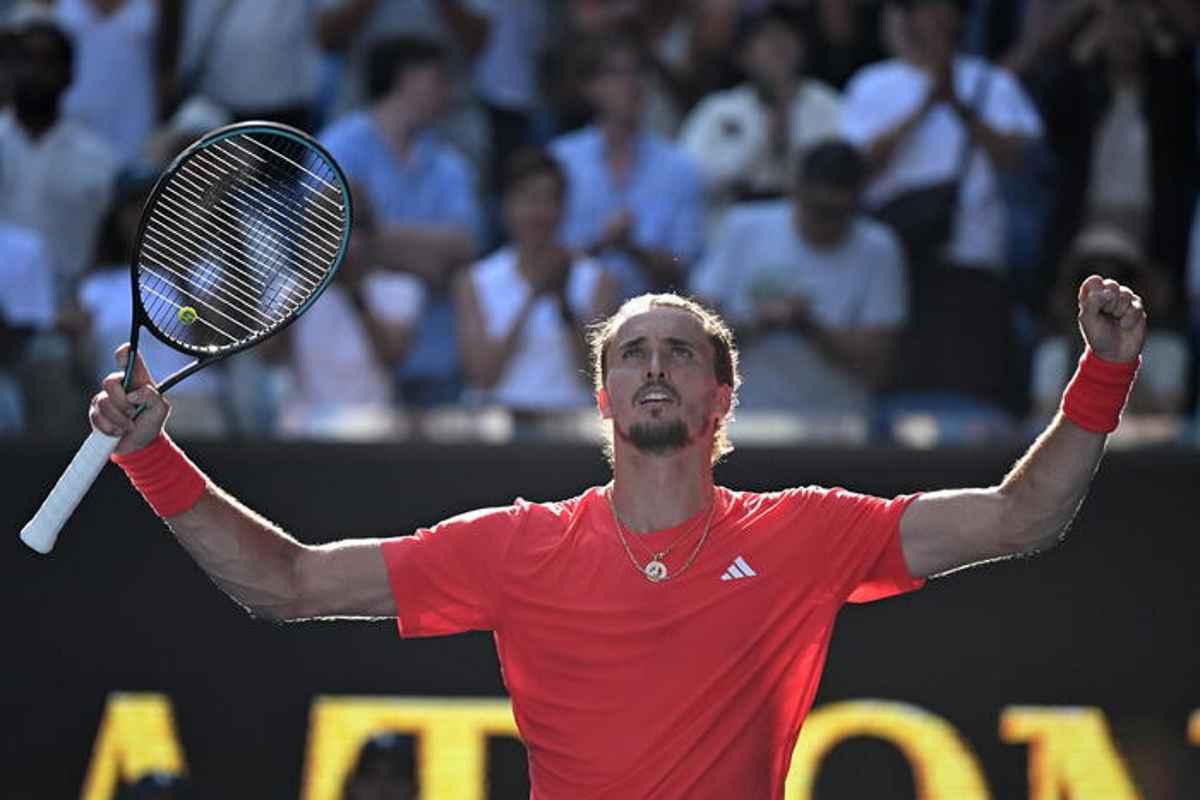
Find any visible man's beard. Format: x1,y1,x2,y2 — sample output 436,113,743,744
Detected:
623,418,691,455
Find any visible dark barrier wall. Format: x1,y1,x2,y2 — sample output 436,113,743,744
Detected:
4,440,1199,798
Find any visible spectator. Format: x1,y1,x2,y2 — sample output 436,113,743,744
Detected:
690,140,908,415
680,5,841,218
320,35,482,407
452,0,553,191
1027,1,1198,288
548,3,685,138
178,0,320,130
455,147,617,416
341,732,417,800
801,0,889,91
271,191,424,437
78,177,231,438
56,0,180,168
0,18,115,435
1033,224,1188,421
316,0,498,170
840,0,1043,275
550,29,704,301
0,221,55,433
0,18,117,308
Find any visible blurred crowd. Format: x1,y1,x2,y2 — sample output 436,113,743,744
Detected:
0,0,1198,447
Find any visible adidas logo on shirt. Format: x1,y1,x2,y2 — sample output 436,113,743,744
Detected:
720,556,757,581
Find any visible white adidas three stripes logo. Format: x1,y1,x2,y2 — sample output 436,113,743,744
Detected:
720,556,757,581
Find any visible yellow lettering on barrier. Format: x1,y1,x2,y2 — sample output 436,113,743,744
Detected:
300,696,518,800
999,706,1138,799
80,692,187,800
784,700,989,799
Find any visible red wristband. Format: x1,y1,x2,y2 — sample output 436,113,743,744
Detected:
1060,348,1140,434
111,433,207,517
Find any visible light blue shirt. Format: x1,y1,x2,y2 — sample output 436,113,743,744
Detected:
550,126,704,299
319,112,482,383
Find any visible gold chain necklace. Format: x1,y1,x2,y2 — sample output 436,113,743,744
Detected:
606,488,717,583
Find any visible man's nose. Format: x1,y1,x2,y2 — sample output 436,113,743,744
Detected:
646,348,666,378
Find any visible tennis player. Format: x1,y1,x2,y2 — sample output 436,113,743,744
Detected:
91,275,1145,798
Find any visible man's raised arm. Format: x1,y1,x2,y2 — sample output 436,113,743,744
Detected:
899,275,1146,578
90,346,395,622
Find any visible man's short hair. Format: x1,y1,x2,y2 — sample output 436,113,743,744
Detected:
365,35,447,102
501,146,567,200
796,139,866,191
589,294,741,466
571,27,649,84
17,19,74,74
735,3,809,50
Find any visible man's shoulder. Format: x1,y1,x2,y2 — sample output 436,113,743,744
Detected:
849,216,904,258
318,110,374,147
52,119,119,170
548,126,599,164
845,58,916,95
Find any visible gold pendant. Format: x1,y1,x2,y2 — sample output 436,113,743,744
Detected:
644,560,668,582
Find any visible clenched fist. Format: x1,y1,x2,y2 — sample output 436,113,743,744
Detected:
1077,275,1146,364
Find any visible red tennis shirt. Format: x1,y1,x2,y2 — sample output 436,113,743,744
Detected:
381,484,923,799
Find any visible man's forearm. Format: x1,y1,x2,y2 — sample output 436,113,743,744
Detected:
166,484,308,621
997,414,1106,553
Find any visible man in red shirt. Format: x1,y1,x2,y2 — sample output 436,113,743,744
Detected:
92,276,1146,798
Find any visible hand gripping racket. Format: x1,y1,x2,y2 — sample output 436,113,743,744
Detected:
20,121,352,553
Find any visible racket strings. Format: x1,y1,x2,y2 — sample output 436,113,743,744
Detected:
165,162,332,284
186,151,342,265
137,130,347,351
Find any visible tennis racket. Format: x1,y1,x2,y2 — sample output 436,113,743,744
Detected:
20,121,352,554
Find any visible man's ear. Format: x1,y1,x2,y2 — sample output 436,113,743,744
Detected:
597,388,612,419
715,384,732,419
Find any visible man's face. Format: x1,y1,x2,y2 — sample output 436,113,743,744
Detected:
584,47,646,126
601,307,730,457
503,171,563,247
795,182,859,248
14,29,71,115
397,62,450,124
906,1,961,60
740,19,803,87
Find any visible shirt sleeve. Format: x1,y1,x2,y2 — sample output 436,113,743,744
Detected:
982,66,1043,138
380,502,527,637
803,487,925,604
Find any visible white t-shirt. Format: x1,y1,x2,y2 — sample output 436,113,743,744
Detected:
467,246,601,411
680,81,842,198
58,0,158,167
0,112,118,308
284,272,424,411
690,201,908,412
841,55,1043,269
0,222,55,328
181,0,320,110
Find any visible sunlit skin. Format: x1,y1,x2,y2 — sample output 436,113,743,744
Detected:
599,307,732,533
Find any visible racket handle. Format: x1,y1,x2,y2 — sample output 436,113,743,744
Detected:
20,429,122,554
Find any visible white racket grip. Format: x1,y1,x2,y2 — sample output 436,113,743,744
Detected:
20,429,122,554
